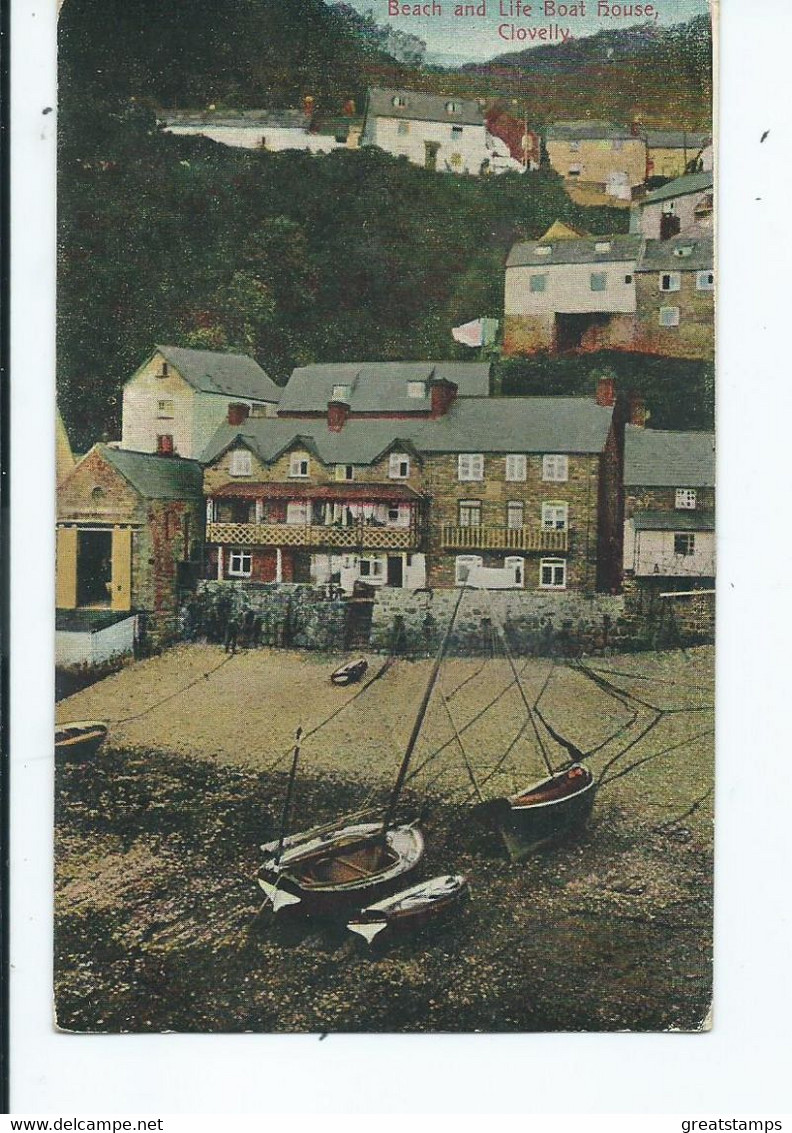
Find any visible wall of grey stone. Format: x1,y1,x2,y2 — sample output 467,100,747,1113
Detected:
191,581,347,651
369,588,630,657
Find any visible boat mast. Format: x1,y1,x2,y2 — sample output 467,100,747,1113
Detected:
379,586,466,837
275,726,303,864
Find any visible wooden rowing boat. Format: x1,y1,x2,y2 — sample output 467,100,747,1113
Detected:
330,658,369,686
257,821,424,915
494,764,596,861
54,721,108,762
347,873,470,945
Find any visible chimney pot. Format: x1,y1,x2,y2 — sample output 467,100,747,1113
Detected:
595,375,616,407
327,399,350,432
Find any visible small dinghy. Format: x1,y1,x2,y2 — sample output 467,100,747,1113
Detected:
257,821,425,915
347,873,470,945
330,658,369,686
495,764,596,861
55,721,108,762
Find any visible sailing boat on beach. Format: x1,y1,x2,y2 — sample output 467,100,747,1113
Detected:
256,590,467,915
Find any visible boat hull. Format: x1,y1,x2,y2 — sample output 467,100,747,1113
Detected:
347,873,470,944
258,821,425,916
330,659,368,686
498,765,596,861
55,721,109,762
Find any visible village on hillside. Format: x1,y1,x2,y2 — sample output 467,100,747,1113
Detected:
54,3,715,1037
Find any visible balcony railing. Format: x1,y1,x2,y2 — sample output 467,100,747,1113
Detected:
441,524,568,552
207,521,419,550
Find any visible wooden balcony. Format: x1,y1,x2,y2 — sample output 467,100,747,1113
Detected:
440,524,568,552
206,521,419,550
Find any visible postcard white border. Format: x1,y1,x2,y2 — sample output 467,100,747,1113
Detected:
10,0,792,1114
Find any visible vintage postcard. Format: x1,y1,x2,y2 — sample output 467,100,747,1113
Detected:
54,0,714,1034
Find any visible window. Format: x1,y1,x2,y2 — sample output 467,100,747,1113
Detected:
595,241,612,253
91,486,105,501
674,533,695,556
397,122,409,135
392,95,406,108
335,464,355,481
675,488,697,510
228,550,252,577
696,271,714,291
542,502,568,530
359,556,384,578
289,451,310,477
230,450,252,477
505,454,527,481
450,153,463,168
455,555,482,585
660,272,681,292
451,125,463,136
542,454,568,482
540,558,567,589
535,244,552,255
625,274,633,285
407,381,426,399
459,499,482,527
158,361,169,377
157,434,174,456
568,164,581,177
445,101,459,113
458,453,484,481
529,274,547,293
389,452,410,479
662,201,676,214
695,192,714,217
157,399,174,418
286,501,309,525
506,501,524,529
659,306,681,327
331,384,351,400
590,272,607,291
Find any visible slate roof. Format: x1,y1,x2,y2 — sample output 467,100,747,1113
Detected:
640,170,713,206
635,233,713,273
101,446,204,499
201,397,615,466
152,346,281,403
366,88,484,127
644,130,710,150
624,427,715,487
546,120,640,141
160,109,310,129
632,509,715,532
506,234,642,268
277,361,491,414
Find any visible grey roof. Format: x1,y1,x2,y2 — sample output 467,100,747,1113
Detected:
153,346,281,403
277,361,491,414
101,446,204,500
640,170,713,206
507,234,642,269
546,120,640,141
635,233,713,273
632,509,715,532
201,396,615,466
365,88,484,127
644,130,710,150
160,109,310,129
624,427,715,487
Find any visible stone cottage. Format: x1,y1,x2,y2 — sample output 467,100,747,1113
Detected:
545,121,647,199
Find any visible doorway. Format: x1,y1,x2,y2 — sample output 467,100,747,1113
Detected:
554,312,610,353
76,529,112,607
387,555,404,588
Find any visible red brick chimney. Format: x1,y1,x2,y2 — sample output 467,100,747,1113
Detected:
429,378,458,419
595,375,616,407
627,392,647,427
227,403,250,426
327,399,350,432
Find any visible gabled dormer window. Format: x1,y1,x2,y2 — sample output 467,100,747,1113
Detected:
331,384,351,401
289,451,310,478
407,381,426,399
445,101,459,114
389,453,410,479
535,245,552,256
230,450,252,477
674,245,694,258
392,95,407,108
595,241,612,253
